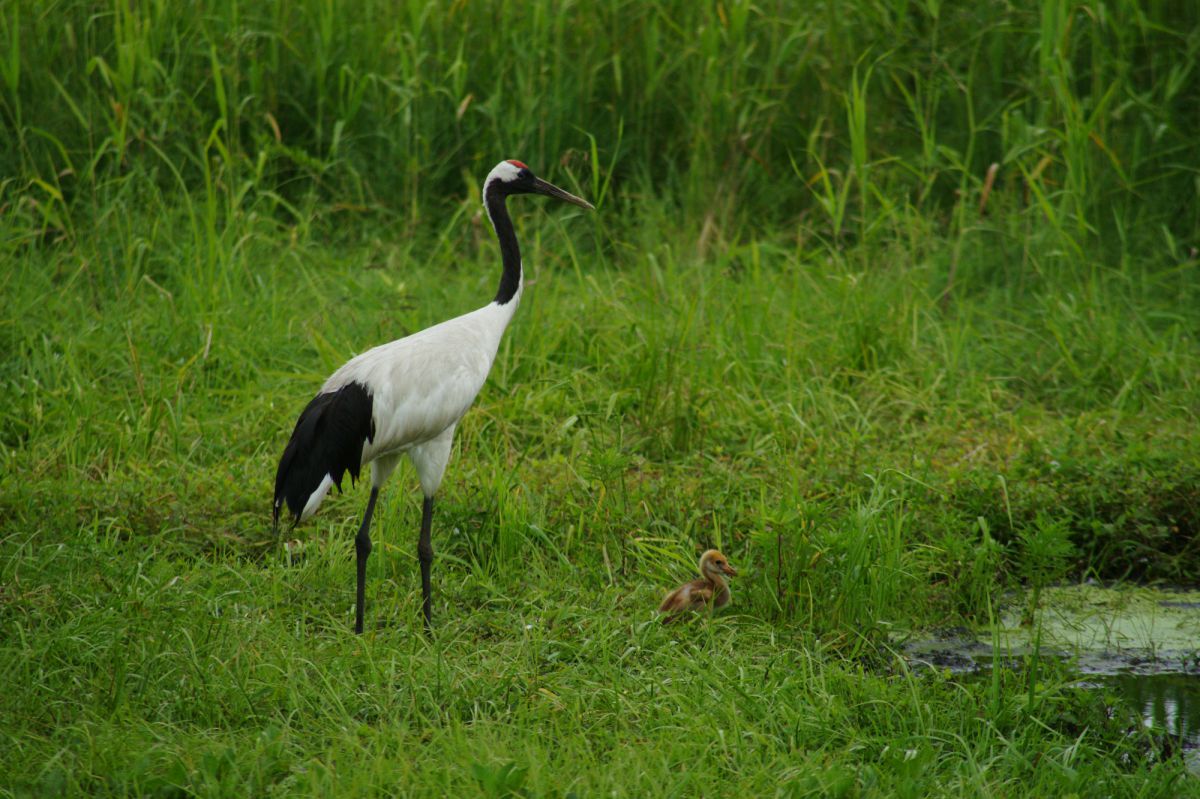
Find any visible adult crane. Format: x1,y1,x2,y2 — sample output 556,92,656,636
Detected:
273,160,593,633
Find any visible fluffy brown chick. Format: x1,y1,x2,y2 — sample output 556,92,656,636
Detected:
658,549,737,623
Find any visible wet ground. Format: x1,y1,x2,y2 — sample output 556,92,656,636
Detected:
902,585,1200,772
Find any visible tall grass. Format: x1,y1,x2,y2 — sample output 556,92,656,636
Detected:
2,1,1197,246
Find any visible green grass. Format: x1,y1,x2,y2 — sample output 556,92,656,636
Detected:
3,0,1200,795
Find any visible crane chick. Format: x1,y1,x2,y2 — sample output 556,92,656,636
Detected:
658,549,737,622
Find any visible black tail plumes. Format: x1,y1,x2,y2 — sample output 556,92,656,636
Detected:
274,382,375,526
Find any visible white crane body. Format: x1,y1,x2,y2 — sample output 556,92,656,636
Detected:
273,159,591,633
294,297,522,520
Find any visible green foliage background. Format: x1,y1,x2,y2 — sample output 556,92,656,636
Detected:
5,0,1198,238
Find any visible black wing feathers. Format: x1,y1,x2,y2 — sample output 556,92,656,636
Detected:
273,382,375,526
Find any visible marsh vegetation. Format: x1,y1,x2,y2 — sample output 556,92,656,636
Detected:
2,1,1199,795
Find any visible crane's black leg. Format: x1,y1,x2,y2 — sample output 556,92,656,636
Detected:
354,488,379,635
418,495,435,632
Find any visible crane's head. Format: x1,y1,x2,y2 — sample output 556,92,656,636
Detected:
700,549,737,578
484,160,594,210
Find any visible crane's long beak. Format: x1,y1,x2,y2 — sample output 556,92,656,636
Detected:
531,177,594,210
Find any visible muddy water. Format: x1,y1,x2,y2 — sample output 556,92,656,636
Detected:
903,585,1200,770
1106,673,1200,743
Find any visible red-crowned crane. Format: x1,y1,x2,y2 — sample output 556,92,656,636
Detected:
273,160,593,633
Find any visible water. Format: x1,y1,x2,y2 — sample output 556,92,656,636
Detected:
902,584,1200,770
1107,673,1200,744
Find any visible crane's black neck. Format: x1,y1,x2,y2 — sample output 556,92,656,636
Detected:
485,186,522,306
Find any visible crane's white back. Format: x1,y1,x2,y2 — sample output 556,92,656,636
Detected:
326,299,520,464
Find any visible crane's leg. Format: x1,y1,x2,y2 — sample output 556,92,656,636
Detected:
354,487,379,634
408,429,453,633
418,495,435,632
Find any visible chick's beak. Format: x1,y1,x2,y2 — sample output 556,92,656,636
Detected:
531,177,594,210
723,563,738,577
